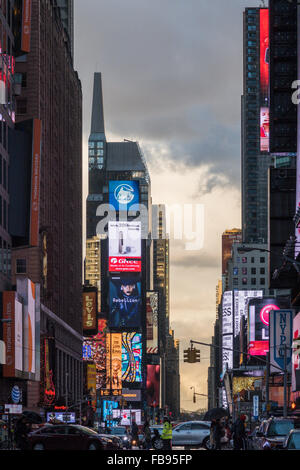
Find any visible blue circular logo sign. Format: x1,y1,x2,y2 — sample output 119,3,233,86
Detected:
114,184,135,205
12,386,21,404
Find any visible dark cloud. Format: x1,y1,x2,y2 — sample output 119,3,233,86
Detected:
75,0,261,185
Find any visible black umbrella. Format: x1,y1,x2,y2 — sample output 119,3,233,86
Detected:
203,408,229,421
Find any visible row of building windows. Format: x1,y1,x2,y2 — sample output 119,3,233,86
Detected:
233,277,266,286
233,267,265,275
0,237,11,277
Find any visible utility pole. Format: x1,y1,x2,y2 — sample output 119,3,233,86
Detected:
284,345,288,418
266,352,270,418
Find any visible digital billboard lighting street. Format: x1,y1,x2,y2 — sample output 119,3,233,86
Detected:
189,340,292,418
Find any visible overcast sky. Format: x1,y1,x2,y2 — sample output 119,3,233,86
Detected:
74,0,262,412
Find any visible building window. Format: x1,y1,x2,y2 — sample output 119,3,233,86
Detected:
17,99,27,115
242,278,247,285
251,278,256,285
233,278,238,286
260,268,265,275
251,257,255,263
233,268,238,275
242,268,247,275
16,258,27,274
242,257,247,263
260,257,265,263
251,268,256,275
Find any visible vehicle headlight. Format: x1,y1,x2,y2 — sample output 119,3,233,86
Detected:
123,437,128,441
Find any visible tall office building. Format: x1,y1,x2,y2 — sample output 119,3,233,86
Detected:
0,1,15,292
10,0,83,409
222,229,242,291
56,0,74,60
242,7,273,244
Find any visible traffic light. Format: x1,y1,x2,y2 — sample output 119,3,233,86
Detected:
291,402,297,411
184,347,201,363
193,394,196,404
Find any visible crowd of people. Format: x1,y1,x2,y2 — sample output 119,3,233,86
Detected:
209,414,253,450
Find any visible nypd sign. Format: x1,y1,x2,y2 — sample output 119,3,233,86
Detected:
270,310,294,374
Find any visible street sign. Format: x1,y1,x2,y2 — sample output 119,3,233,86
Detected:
253,395,259,420
4,404,22,414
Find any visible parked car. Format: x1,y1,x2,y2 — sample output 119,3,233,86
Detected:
28,424,117,450
254,417,300,450
139,425,164,449
171,421,211,449
283,429,300,450
106,426,131,449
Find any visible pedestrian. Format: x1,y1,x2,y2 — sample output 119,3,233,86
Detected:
210,419,216,449
14,417,30,451
131,419,139,448
214,419,223,450
161,416,172,450
143,421,152,450
232,414,247,450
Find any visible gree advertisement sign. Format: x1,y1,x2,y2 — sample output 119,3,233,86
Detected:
108,221,141,273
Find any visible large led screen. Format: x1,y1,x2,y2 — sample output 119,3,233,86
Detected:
109,275,142,328
113,409,142,426
108,221,141,273
146,365,160,407
109,181,139,212
248,298,281,356
106,333,122,391
122,332,142,383
146,292,159,354
260,9,269,152
82,318,107,390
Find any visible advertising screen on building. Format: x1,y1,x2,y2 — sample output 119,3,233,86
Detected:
30,119,42,247
87,363,97,410
222,291,233,335
109,275,142,328
83,318,107,390
234,290,263,338
109,181,139,212
2,292,23,378
222,334,233,373
260,9,269,152
103,400,119,423
106,333,122,392
146,365,160,407
146,292,159,354
83,291,97,333
113,409,142,426
248,298,281,356
292,313,300,392
122,332,142,384
108,221,141,272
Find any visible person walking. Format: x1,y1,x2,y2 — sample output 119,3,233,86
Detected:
161,416,172,450
131,419,139,448
232,414,247,450
14,417,30,451
143,421,152,450
214,419,223,450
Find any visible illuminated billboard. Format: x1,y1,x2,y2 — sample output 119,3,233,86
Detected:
292,312,300,392
248,298,281,356
82,291,97,333
233,290,263,338
109,181,139,211
108,221,141,273
146,365,160,407
30,119,42,247
146,292,159,354
2,292,23,378
82,318,107,390
113,409,142,426
122,332,142,383
260,9,269,153
109,275,142,328
106,333,122,392
21,0,32,53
